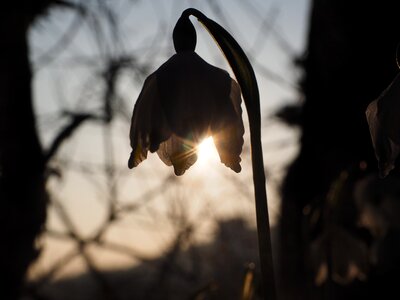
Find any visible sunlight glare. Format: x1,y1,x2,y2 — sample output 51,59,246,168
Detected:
197,137,219,164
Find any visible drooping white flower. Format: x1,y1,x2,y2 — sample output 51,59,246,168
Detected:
128,51,244,176
366,73,400,177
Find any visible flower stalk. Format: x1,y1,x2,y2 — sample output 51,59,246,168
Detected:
181,8,276,299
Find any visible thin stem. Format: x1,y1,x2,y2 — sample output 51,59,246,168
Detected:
248,113,276,300
182,8,276,299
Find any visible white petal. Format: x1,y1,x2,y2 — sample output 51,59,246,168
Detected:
128,74,171,169
366,73,400,177
157,135,197,176
213,80,245,172
128,141,148,169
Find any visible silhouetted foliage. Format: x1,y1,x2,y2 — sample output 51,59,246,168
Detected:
0,2,61,299
279,0,400,299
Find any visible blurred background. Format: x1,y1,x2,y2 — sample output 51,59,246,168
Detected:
22,1,307,299
4,0,400,299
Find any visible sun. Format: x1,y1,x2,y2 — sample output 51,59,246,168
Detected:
197,136,219,164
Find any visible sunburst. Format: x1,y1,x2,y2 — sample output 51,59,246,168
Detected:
197,137,219,164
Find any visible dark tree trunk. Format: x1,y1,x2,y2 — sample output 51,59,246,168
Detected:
0,3,55,298
279,1,400,299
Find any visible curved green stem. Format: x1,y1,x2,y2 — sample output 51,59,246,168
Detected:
181,8,276,300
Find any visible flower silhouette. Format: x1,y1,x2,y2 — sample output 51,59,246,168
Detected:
366,73,400,177
128,51,244,175
128,9,276,297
